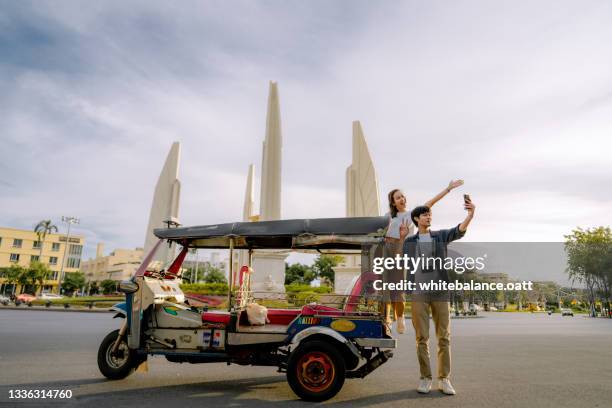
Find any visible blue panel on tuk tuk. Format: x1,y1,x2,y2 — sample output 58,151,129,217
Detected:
287,316,383,339
111,297,131,328
112,301,128,315
125,294,132,328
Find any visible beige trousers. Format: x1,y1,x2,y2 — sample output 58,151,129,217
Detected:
411,301,451,379
383,302,406,324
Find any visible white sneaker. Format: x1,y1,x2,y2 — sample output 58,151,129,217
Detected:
383,321,392,337
438,378,456,395
397,317,406,334
417,378,432,394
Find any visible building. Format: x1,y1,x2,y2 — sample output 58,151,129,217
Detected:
478,272,510,282
182,251,229,282
81,243,144,283
0,226,85,294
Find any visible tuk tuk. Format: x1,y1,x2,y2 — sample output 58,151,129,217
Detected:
97,216,395,402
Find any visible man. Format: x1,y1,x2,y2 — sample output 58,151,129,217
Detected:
399,196,475,395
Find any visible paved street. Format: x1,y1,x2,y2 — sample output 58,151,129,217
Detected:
0,309,610,407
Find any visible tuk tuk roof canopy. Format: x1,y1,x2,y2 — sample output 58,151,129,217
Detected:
153,216,389,249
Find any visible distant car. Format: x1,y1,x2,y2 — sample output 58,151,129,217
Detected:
16,293,36,303
489,306,498,311
0,294,10,305
39,293,64,300
561,308,574,316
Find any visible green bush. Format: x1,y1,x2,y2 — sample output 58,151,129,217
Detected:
285,284,332,294
259,299,291,308
283,284,331,306
180,282,229,295
31,296,123,308
295,291,320,305
285,291,321,306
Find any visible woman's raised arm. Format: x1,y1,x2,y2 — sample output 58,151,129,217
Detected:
423,179,464,208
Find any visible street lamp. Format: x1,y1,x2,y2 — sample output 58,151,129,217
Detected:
59,216,80,294
194,250,200,283
188,248,200,283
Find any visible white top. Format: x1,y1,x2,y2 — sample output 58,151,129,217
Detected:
418,232,432,242
386,211,414,239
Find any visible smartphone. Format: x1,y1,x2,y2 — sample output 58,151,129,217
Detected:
463,194,471,204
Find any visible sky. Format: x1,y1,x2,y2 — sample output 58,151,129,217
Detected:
1,1,611,275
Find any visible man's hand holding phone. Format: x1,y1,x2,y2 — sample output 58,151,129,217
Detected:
463,194,475,215
459,194,475,232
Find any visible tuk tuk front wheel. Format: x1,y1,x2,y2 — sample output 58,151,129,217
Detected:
287,340,346,402
97,329,138,380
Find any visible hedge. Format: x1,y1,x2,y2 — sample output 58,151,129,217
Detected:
30,296,123,308
180,283,229,295
180,283,332,296
284,284,332,294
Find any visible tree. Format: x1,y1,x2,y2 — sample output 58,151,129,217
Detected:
29,261,51,295
182,264,227,284
34,220,58,259
62,272,86,295
0,265,24,296
89,281,100,295
565,227,612,317
285,263,316,285
17,266,31,294
312,255,344,285
100,279,117,295
202,266,227,284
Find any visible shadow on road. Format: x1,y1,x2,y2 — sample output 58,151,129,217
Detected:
78,376,295,407
327,389,449,407
0,375,449,407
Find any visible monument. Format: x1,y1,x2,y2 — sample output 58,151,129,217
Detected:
334,121,382,294
243,164,256,222
259,81,282,222
248,81,288,297
235,163,256,274
143,141,181,265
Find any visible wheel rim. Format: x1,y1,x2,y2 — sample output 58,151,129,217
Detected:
105,339,129,369
296,351,335,393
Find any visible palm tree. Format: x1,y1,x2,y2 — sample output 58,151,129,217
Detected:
34,220,58,259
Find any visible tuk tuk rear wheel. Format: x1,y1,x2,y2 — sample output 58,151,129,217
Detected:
287,340,346,402
97,329,138,380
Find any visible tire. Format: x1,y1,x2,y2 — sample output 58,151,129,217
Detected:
97,329,138,380
287,340,346,402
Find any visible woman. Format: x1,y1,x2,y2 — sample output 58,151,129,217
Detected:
382,179,464,334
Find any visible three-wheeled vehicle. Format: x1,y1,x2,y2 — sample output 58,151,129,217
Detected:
97,216,395,402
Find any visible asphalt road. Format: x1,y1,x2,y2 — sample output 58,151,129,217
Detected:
0,309,610,408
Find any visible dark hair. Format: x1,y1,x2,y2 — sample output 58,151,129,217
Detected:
411,205,431,226
387,189,401,218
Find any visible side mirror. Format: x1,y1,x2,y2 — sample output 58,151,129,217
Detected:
118,280,139,294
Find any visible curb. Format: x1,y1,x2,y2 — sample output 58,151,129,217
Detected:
0,305,113,313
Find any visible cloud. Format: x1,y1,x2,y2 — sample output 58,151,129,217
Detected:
1,0,611,267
